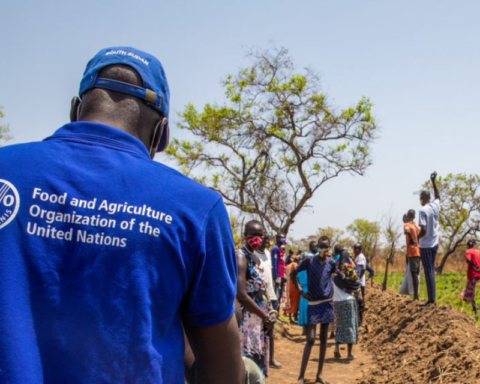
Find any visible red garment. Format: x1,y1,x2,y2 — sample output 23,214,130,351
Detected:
466,248,480,280
284,262,300,314
278,248,286,279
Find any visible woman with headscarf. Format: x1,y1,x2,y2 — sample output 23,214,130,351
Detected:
332,250,362,360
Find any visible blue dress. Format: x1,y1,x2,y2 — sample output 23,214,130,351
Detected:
298,271,309,326
295,257,336,325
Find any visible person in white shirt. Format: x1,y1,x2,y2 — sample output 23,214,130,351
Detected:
254,236,282,370
353,244,367,326
418,172,441,306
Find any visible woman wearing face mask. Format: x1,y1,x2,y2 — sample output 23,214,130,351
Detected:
236,220,277,377
290,236,336,384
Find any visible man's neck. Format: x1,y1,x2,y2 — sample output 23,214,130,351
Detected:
78,116,148,149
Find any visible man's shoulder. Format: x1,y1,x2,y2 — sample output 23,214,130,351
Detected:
355,254,366,263
0,141,44,159
149,162,221,201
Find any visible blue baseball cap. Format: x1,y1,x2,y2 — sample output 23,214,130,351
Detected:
79,47,170,152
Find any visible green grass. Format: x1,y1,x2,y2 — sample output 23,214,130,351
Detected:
374,272,480,323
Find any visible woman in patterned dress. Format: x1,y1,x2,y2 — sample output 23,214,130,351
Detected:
333,250,362,360
236,220,276,377
290,236,336,384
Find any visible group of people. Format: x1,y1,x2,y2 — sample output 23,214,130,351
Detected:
400,172,441,304
2,44,480,384
399,172,480,321
237,221,376,384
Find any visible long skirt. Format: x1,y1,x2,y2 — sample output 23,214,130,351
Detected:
334,300,359,345
461,277,479,303
240,305,270,377
284,279,301,315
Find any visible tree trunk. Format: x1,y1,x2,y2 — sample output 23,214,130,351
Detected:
382,258,390,291
436,249,454,275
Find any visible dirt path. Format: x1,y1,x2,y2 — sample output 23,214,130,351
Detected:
267,323,375,384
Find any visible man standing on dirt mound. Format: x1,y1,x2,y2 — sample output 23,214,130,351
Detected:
418,172,441,306
0,47,243,384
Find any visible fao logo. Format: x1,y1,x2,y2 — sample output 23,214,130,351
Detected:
0,179,20,230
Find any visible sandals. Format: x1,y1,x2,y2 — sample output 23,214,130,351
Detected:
315,378,330,384
334,350,341,359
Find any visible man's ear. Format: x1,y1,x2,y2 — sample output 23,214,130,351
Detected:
149,118,167,159
70,97,81,122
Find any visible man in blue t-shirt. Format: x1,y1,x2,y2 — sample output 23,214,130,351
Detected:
0,47,243,384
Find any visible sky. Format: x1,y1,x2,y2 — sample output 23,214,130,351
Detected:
1,0,479,239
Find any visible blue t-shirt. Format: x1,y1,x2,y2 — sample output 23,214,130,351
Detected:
295,257,336,301
0,122,237,384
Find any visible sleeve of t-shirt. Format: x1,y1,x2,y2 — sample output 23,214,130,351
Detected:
182,198,237,328
466,249,473,262
295,258,308,273
418,209,427,227
433,199,441,213
356,255,366,267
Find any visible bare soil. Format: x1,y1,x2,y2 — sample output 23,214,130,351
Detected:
267,322,375,384
359,283,480,384
268,283,480,384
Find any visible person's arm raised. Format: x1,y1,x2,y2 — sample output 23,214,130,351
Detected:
431,172,440,201
184,316,245,384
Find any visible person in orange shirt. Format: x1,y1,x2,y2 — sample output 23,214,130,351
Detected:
284,254,301,324
404,209,421,301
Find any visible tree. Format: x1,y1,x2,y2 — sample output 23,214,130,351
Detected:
230,214,244,249
317,227,349,249
381,211,402,291
0,105,11,145
347,219,381,262
420,173,480,274
166,47,378,236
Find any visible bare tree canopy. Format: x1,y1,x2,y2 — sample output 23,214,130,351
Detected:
166,47,378,235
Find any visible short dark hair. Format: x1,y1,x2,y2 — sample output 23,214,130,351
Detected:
334,244,344,255
354,243,362,251
318,235,331,249
244,220,263,236
420,190,431,201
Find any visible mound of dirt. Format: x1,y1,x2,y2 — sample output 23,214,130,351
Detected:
359,283,480,384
